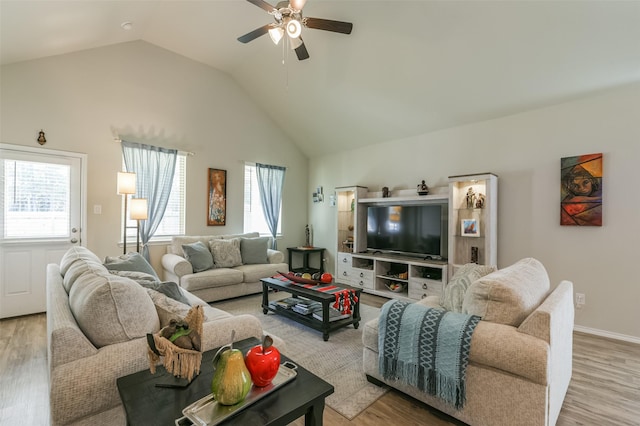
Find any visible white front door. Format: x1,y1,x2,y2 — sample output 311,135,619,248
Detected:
0,144,86,318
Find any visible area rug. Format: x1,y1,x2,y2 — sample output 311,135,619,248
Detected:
211,293,389,420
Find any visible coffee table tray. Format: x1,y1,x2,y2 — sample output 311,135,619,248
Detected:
178,362,298,426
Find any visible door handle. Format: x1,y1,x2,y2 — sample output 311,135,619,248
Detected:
70,238,78,243
71,228,78,233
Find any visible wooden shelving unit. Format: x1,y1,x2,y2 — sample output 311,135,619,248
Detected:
335,186,367,285
448,173,498,277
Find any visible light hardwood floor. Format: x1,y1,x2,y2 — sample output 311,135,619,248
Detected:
1,300,639,425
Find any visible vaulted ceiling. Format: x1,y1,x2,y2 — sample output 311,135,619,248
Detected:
2,1,640,157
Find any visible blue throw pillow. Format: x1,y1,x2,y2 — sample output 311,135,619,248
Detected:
104,252,159,280
240,237,270,264
107,270,190,305
141,281,190,305
182,241,215,272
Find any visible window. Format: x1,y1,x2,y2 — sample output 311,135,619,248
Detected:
123,153,186,240
3,159,70,238
243,163,282,235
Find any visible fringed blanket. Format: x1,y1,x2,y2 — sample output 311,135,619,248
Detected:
378,300,480,409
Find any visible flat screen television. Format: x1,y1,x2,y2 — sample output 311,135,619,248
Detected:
366,203,448,259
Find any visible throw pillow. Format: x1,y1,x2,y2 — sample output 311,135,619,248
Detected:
104,252,159,280
108,270,190,305
144,281,190,305
62,258,109,294
69,273,160,347
209,238,242,268
462,257,551,327
108,270,158,286
145,288,208,328
59,246,103,275
182,241,215,272
240,237,270,264
440,263,496,313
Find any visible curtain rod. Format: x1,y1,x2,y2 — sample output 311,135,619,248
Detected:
242,160,288,169
113,137,194,156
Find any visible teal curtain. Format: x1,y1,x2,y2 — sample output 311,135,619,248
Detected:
256,163,286,249
122,141,177,260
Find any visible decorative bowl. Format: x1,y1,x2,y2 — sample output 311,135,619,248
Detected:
385,282,406,293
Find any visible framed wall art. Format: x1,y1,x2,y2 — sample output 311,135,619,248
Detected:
560,153,602,226
461,218,480,237
207,168,226,226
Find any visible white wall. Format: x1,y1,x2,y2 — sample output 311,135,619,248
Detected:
308,83,640,340
1,41,308,272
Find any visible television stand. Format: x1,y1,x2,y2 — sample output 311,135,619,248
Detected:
348,253,447,301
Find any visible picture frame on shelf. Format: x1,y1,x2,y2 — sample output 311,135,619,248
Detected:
461,218,480,237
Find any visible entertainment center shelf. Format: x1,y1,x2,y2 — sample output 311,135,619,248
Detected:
358,187,448,205
344,253,447,301
334,173,497,300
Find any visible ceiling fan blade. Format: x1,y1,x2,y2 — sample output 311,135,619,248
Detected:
294,40,310,60
237,24,271,43
303,17,353,34
246,0,276,13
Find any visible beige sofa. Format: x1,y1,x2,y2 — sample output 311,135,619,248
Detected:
161,232,289,302
363,258,574,426
47,246,283,426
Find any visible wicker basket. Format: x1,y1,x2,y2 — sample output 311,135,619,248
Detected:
147,305,204,382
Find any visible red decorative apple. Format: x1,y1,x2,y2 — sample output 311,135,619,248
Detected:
320,272,333,283
245,335,280,387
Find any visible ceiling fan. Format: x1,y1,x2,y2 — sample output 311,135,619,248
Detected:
237,0,353,60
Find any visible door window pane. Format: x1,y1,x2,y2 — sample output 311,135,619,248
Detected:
3,159,70,238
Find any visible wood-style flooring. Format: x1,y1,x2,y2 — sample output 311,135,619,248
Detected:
1,294,639,425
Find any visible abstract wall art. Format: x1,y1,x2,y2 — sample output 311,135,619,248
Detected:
560,153,602,226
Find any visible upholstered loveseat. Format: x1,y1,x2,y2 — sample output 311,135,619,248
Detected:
363,258,574,426
47,246,283,426
161,232,289,302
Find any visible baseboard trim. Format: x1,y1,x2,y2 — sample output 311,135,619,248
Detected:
574,325,640,345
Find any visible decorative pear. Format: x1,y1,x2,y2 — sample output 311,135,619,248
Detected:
211,331,252,405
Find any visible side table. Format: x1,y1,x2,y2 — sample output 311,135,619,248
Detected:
287,247,325,274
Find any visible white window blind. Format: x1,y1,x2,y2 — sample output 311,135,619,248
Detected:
243,163,281,235
3,159,70,238
123,153,186,239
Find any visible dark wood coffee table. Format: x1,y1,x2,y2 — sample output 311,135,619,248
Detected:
261,277,362,341
117,337,334,426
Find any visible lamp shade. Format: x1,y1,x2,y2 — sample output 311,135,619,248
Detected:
268,26,284,45
129,198,148,220
117,172,136,195
290,0,307,11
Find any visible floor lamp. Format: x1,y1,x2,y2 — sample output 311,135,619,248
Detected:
117,172,136,254
129,198,148,253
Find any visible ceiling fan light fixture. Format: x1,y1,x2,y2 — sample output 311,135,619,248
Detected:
289,0,307,12
268,26,284,45
286,18,302,38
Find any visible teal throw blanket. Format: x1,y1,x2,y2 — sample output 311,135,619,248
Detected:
378,299,480,409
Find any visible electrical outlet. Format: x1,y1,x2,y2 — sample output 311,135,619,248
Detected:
575,293,586,308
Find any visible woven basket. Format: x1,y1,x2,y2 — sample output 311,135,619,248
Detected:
147,305,204,382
